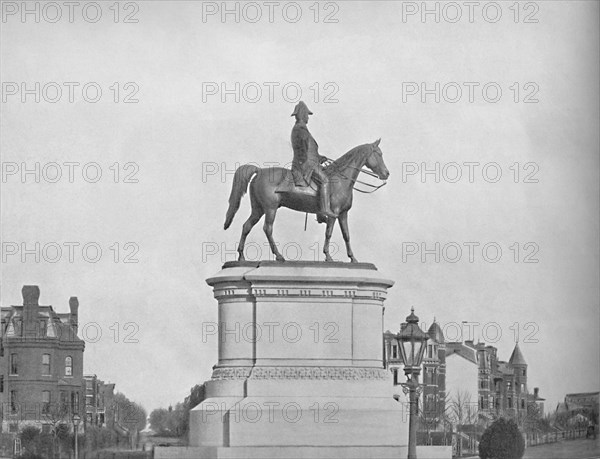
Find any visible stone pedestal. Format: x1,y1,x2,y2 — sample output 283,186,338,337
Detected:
156,261,411,458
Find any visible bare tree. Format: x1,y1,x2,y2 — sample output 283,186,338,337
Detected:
448,390,479,425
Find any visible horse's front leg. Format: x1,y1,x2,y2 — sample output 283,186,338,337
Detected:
263,208,285,262
323,217,337,262
338,211,357,263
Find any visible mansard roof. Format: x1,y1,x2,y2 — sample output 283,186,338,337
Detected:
509,343,527,366
445,342,478,364
1,304,80,343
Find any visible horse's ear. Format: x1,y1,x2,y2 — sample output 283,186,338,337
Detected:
373,138,381,147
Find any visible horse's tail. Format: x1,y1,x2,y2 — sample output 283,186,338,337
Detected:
224,164,259,230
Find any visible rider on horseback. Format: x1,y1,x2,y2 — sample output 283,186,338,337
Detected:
290,101,337,219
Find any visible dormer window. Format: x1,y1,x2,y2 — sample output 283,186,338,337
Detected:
39,320,47,338
14,319,22,336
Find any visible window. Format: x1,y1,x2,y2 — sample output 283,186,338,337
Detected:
425,394,436,413
428,345,433,358
392,344,398,359
42,391,51,414
522,369,526,377
10,354,18,375
10,390,18,412
393,369,399,385
521,383,525,392
60,391,68,410
14,319,23,336
429,368,436,385
65,356,73,376
0,375,3,392
42,354,51,375
507,381,512,391
521,399,525,409
71,391,79,413
39,320,47,338
508,397,513,409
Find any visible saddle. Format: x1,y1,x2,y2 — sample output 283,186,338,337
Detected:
274,170,318,197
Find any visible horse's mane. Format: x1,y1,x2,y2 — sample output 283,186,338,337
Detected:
325,143,370,173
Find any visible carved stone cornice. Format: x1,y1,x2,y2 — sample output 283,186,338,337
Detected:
211,366,390,381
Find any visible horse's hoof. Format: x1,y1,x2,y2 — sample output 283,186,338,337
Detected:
350,257,358,263
276,255,285,262
238,255,245,261
325,256,334,262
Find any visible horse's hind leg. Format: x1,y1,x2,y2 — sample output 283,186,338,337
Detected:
238,195,264,261
263,208,284,262
323,217,337,262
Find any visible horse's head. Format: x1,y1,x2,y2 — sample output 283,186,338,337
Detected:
364,139,390,180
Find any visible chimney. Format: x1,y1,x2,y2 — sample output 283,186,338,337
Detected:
534,387,539,398
22,285,40,305
69,297,79,332
22,285,40,325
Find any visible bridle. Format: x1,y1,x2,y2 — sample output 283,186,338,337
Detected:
322,151,387,194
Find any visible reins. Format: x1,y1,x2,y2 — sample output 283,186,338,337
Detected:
322,156,387,194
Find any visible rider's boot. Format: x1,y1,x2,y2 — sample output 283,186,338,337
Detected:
318,182,337,221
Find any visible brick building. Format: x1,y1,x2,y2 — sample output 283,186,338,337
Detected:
384,320,544,425
84,374,116,429
0,285,85,434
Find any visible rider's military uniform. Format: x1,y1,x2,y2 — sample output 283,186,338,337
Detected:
291,121,321,186
290,101,335,218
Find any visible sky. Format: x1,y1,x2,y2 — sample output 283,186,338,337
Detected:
1,1,598,413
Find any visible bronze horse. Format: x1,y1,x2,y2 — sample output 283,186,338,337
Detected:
224,139,389,262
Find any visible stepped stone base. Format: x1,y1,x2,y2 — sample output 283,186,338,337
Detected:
155,445,452,458
155,261,450,459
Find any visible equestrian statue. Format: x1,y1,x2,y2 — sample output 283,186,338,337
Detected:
223,101,389,262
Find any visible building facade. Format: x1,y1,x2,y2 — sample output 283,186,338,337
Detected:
84,374,116,429
555,392,599,425
384,320,543,427
0,286,85,433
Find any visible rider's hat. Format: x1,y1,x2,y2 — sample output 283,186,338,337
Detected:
291,101,313,117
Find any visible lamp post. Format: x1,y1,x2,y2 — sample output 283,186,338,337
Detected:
72,414,81,459
397,308,429,459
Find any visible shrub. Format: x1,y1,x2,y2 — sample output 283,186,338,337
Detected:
16,453,46,459
479,418,525,459
19,426,41,451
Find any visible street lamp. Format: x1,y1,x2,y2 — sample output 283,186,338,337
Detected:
398,308,429,459
72,414,81,459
